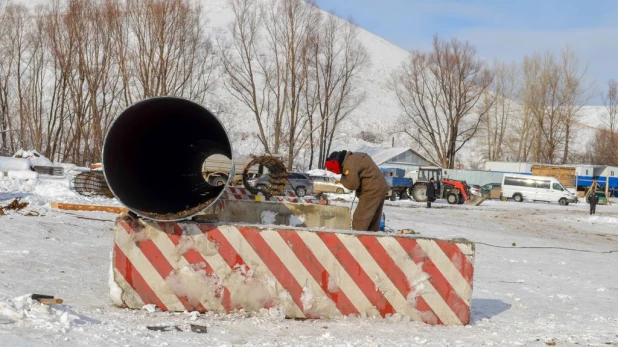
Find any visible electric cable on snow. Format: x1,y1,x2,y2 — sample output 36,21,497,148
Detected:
472,241,618,254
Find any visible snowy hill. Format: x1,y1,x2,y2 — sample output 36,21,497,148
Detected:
199,0,409,152
200,0,611,165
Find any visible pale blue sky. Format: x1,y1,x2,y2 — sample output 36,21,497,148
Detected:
317,0,618,104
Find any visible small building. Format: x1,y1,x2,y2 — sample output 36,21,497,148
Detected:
352,146,435,174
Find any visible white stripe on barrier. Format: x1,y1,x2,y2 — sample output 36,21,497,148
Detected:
337,234,423,321
146,223,226,312
217,225,305,318
115,224,186,311
416,239,472,305
298,231,377,316
178,224,239,310
260,229,342,317
112,267,145,308
378,237,463,325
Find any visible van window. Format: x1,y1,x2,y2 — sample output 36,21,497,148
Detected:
505,177,524,186
523,179,536,188
537,180,550,189
552,183,563,191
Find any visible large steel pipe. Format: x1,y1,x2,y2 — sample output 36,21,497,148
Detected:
102,97,232,221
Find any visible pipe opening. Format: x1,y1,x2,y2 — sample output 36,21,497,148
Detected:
103,97,232,220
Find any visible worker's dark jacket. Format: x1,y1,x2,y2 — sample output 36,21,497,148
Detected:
426,182,436,201
340,152,388,231
589,195,599,205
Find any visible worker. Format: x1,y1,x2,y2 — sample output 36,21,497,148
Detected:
426,177,436,208
325,150,388,231
589,191,598,215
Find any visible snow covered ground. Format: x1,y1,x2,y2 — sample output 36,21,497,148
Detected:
1,177,617,346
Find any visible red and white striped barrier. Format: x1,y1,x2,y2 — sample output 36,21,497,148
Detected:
223,187,256,200
223,187,320,204
111,216,475,325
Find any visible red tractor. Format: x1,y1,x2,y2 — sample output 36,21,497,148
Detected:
409,167,485,206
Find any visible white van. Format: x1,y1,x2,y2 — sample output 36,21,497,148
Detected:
502,174,577,205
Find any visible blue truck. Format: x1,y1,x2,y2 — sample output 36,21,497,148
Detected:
381,168,413,201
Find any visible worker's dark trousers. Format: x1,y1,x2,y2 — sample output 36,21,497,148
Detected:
590,204,596,215
352,194,385,231
427,197,434,208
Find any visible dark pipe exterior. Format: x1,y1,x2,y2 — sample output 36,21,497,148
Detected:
102,97,232,221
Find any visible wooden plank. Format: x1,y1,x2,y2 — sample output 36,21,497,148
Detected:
531,165,576,188
51,202,127,214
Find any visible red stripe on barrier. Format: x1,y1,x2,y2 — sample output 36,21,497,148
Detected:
206,225,255,310
277,230,358,316
317,232,396,318
357,236,442,325
155,222,184,237
113,244,168,311
436,242,474,286
137,240,204,311
236,226,306,316
397,238,470,325
118,221,202,312
203,226,250,272
166,232,232,312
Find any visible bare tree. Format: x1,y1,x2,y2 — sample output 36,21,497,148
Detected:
124,0,206,99
520,47,593,164
262,0,321,169
589,128,618,165
559,46,594,164
510,106,535,162
221,0,328,169
392,35,493,169
306,13,368,169
602,79,618,133
521,52,562,163
219,0,276,154
479,60,518,161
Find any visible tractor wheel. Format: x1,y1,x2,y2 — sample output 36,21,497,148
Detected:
457,195,465,204
513,193,523,202
411,184,428,202
447,193,458,204
389,193,397,201
401,191,410,200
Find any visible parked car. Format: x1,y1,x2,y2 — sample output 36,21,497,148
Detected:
469,184,482,197
481,183,502,198
241,172,261,187
310,175,351,194
254,172,314,197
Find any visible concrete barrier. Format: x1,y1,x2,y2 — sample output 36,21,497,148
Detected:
111,215,475,325
196,200,351,230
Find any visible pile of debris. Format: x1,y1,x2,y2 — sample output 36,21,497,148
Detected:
0,198,28,216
